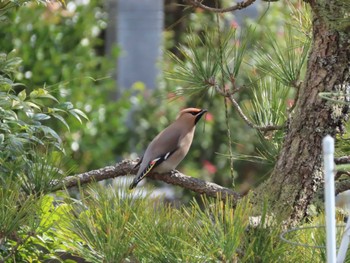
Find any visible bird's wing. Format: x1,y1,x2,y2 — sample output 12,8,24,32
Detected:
129,124,183,190
129,149,177,189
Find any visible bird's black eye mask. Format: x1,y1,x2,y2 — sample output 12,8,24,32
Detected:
194,110,207,124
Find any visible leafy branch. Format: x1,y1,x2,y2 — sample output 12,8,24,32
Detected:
215,85,285,132
253,27,311,88
0,52,88,155
167,28,285,133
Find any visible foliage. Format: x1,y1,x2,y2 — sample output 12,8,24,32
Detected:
0,50,83,260
0,0,132,172
60,185,250,262
166,28,251,94
62,184,145,262
0,1,86,261
0,178,38,239
0,49,86,194
182,195,248,261
1,0,344,262
0,194,72,262
1,180,347,262
253,26,310,87
53,185,348,263
240,77,290,164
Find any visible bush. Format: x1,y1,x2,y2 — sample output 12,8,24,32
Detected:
0,0,132,172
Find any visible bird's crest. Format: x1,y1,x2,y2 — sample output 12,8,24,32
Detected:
177,108,202,118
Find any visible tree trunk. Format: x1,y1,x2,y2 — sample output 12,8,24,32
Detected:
254,0,350,225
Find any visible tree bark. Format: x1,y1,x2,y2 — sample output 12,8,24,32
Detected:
254,0,350,225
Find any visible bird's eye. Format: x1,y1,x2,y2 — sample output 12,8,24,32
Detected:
190,112,197,116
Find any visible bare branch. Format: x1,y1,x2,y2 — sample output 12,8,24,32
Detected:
335,156,350,165
315,179,350,198
187,0,256,13
52,159,241,204
151,170,241,202
336,180,350,195
215,86,284,132
335,170,350,180
51,159,136,191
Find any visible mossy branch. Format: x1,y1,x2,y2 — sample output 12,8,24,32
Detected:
52,159,241,204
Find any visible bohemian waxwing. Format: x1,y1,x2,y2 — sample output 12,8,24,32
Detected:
129,108,207,189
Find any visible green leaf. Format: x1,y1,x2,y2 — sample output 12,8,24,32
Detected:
0,76,14,91
30,88,58,102
0,134,4,144
8,134,25,150
33,113,51,121
38,93,59,102
245,77,290,127
69,110,82,123
11,99,23,109
27,135,45,146
69,108,89,123
52,113,70,131
60,102,74,110
5,56,22,69
40,126,62,144
25,101,41,110
18,89,26,101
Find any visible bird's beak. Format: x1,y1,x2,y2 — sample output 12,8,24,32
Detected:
195,109,208,124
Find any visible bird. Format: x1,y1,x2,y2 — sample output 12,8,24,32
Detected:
129,107,207,189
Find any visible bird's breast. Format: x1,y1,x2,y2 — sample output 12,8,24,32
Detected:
154,129,195,173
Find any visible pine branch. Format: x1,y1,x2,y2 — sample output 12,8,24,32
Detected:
215,86,284,132
51,159,241,204
187,0,256,13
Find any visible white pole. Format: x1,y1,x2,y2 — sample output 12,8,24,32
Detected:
323,135,336,263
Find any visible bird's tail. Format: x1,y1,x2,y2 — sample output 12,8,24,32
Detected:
129,177,141,190
129,160,157,190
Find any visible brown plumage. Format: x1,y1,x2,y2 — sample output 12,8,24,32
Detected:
129,108,207,189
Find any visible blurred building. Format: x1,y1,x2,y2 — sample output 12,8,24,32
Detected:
105,0,164,96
